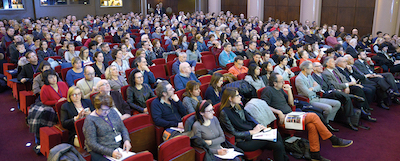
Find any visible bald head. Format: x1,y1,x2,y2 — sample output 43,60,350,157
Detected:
179,62,191,75
84,66,95,81
335,57,347,68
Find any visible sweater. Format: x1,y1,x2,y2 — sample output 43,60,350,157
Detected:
76,77,101,99
126,84,155,113
40,81,69,106
66,69,85,87
204,86,221,105
174,73,201,91
182,96,202,114
150,97,187,128
192,117,225,154
219,50,237,67
83,109,130,157
107,76,128,92
244,75,265,91
186,50,202,62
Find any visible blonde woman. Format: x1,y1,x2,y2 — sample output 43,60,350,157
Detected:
105,65,128,92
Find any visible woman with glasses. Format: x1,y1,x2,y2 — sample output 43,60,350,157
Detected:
120,44,134,62
40,69,69,107
60,86,94,146
83,93,131,161
219,87,289,161
126,69,155,113
192,100,241,161
79,46,93,66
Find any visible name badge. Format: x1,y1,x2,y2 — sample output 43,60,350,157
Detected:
115,134,122,142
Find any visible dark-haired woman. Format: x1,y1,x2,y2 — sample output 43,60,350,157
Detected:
126,69,155,113
260,62,273,87
83,93,131,161
204,73,224,105
93,52,108,77
182,80,202,113
186,41,202,62
37,40,56,62
193,100,241,161
219,87,289,161
273,55,294,81
244,63,265,90
40,69,68,107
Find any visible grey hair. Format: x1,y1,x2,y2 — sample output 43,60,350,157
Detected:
300,60,313,71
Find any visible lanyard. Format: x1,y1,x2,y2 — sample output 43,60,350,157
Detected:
85,80,93,91
50,84,63,98
332,70,342,83
96,112,118,134
113,77,123,87
31,64,39,73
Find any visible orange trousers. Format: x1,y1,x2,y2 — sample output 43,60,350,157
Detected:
279,113,332,152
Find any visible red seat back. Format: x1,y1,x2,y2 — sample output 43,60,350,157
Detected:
152,58,166,65
166,60,177,76
125,68,134,79
257,87,266,99
182,112,195,127
158,135,195,161
61,67,73,81
74,118,86,149
123,114,157,156
170,75,176,88
55,100,68,123
243,59,250,67
291,66,301,73
121,85,130,101
74,78,83,86
198,75,212,84
167,54,178,62
237,73,247,80
124,151,153,161
290,76,298,95
200,83,209,98
149,64,168,80
201,55,217,70
215,69,228,75
213,103,221,118
175,89,186,100
226,62,234,69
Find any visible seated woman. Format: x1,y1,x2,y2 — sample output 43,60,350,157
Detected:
204,73,224,105
66,57,85,87
32,61,60,95
219,87,289,161
60,86,94,146
64,42,80,63
79,46,93,66
260,62,273,87
244,63,265,91
93,52,108,78
192,100,241,161
40,69,68,107
126,69,155,113
105,65,128,92
120,44,134,63
110,49,130,79
83,93,131,161
152,39,165,58
37,40,56,62
186,41,202,62
273,55,295,81
182,80,202,114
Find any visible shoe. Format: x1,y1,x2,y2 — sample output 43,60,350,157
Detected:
347,123,358,131
368,107,374,111
387,89,400,97
348,94,365,102
393,98,400,104
332,138,353,148
379,102,390,110
362,115,377,122
358,124,370,130
326,124,339,132
311,156,331,161
360,107,371,116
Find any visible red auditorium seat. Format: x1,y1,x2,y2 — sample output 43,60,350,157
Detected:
74,118,91,160
201,55,218,71
40,126,62,157
198,75,212,84
152,58,166,65
145,97,164,146
158,135,195,161
123,114,157,155
149,64,168,80
61,67,73,81
237,73,247,80
124,151,154,161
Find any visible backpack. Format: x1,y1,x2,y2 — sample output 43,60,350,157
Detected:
222,80,257,104
284,138,311,159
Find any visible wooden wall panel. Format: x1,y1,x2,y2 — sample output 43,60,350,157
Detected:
221,0,247,16
264,0,300,22
320,0,376,36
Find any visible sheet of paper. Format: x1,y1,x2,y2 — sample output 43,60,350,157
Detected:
285,112,306,130
214,148,244,159
105,148,136,161
252,128,277,142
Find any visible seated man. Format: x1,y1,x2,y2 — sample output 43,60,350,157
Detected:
99,43,113,65
312,62,368,131
219,42,237,67
295,61,342,130
10,41,27,64
167,37,180,52
133,56,156,86
142,41,157,66
17,50,40,84
245,41,260,59
172,52,196,75
261,72,353,161
355,51,400,106
151,80,187,128
322,57,376,122
174,62,200,91
77,66,101,99
95,80,132,120
228,56,248,77
249,52,263,67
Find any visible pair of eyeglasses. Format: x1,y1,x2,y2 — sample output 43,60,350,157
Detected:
71,93,81,97
204,108,215,113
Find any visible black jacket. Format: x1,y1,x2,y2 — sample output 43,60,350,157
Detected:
219,105,257,142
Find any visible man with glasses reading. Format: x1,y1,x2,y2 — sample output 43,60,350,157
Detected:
77,66,101,99
151,80,187,129
228,56,248,77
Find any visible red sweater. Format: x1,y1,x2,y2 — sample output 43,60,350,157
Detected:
40,82,69,106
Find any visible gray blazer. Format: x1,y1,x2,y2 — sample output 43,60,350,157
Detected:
322,68,348,90
353,59,374,74
295,72,321,101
